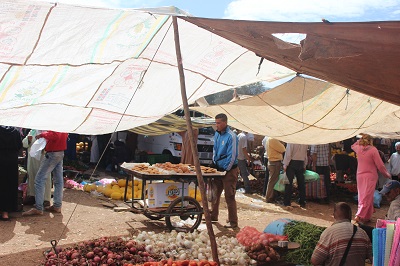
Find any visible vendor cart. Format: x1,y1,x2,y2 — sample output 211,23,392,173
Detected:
121,163,225,232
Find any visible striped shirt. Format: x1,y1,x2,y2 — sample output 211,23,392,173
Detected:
311,220,372,266
387,194,400,221
310,144,330,166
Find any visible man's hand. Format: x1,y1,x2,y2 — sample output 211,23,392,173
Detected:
283,165,287,172
312,165,316,172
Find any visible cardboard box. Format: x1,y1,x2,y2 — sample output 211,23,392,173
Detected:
147,182,188,208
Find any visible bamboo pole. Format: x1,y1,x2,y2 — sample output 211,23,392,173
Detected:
172,16,219,264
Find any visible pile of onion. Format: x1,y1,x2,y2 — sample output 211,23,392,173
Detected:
135,230,253,265
42,237,162,266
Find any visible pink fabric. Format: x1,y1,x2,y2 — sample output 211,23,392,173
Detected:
389,218,400,266
352,141,390,221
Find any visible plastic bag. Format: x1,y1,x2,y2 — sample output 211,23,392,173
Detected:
304,170,320,182
353,190,382,208
29,138,46,161
274,173,289,192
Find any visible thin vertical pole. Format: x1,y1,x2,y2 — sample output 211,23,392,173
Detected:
172,16,219,264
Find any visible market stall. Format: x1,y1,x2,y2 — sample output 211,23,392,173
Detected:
120,162,225,232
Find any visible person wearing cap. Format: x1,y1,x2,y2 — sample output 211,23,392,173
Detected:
380,180,400,221
388,142,400,181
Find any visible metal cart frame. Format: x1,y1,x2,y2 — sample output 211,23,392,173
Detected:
121,165,224,232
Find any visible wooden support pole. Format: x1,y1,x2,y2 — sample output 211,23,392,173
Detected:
172,16,219,264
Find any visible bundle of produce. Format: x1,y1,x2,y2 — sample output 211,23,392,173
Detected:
236,226,287,247
135,230,252,265
42,236,163,266
244,243,280,264
83,178,143,201
283,221,326,265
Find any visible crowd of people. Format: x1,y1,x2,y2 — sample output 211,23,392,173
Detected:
207,115,400,265
0,127,69,220
208,113,400,227
1,115,400,265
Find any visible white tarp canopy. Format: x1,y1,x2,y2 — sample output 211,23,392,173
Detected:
193,76,400,144
0,1,294,134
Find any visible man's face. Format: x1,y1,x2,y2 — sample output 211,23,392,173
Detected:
396,145,400,153
385,188,400,202
215,118,227,132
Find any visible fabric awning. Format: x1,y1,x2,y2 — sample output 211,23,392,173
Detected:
184,17,400,106
193,76,400,144
129,114,211,135
0,1,294,134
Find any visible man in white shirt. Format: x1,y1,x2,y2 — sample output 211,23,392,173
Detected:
389,142,400,181
283,143,308,208
247,132,254,154
237,131,252,193
261,136,269,196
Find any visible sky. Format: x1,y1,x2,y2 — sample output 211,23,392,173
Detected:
38,0,400,22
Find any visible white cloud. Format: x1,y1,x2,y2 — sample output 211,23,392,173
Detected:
30,0,120,8
224,0,400,21
33,0,152,8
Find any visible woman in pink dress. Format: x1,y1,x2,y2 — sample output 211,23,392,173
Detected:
352,134,391,224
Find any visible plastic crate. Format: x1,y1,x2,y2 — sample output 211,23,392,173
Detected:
147,154,172,165
134,154,148,163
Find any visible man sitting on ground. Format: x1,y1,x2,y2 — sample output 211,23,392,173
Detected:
311,202,372,266
380,180,400,221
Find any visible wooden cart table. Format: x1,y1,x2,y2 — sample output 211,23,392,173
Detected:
120,164,225,232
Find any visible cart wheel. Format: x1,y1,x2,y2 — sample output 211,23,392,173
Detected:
165,196,203,232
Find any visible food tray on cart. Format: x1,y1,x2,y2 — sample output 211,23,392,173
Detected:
121,162,225,181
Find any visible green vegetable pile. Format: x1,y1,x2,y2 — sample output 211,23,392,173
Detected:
283,221,326,266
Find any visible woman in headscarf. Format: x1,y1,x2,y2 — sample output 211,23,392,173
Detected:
352,134,391,224
0,126,22,220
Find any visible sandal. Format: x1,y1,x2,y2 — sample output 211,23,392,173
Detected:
0,217,11,221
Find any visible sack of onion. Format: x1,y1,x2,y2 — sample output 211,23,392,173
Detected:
244,242,280,265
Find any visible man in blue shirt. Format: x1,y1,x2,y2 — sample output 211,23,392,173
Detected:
210,113,239,228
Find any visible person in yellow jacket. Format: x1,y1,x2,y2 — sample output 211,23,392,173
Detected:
265,138,286,203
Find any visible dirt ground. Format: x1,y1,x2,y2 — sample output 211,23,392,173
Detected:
0,170,389,266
